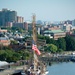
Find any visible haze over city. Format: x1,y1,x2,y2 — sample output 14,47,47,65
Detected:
1,0,75,75
0,0,75,21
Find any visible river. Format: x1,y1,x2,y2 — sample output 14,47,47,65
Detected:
47,62,75,75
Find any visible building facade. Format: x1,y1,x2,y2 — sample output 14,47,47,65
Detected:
0,8,17,26
0,33,10,46
17,16,24,23
43,30,66,40
13,22,26,29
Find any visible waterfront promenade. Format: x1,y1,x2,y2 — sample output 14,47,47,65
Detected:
40,52,75,63
0,65,25,75
0,52,75,75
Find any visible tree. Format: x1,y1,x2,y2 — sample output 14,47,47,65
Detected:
0,50,6,61
37,35,45,40
57,38,66,51
37,35,57,45
65,35,75,51
57,49,63,53
11,40,18,45
45,44,57,53
0,49,31,62
18,50,31,60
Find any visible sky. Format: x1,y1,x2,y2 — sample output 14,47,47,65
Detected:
0,0,75,21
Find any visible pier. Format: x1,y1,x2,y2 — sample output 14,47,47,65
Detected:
40,54,75,64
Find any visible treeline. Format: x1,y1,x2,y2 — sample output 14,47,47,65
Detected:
0,48,31,62
38,35,75,53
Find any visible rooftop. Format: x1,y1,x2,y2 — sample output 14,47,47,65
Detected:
0,33,9,40
44,30,64,34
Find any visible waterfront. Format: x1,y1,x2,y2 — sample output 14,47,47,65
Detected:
47,62,75,75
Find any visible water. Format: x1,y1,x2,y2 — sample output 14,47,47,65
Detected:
47,62,75,75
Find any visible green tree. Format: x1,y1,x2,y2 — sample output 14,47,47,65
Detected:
18,50,31,60
57,38,66,51
0,50,13,61
37,35,45,40
0,49,32,62
11,40,18,45
45,44,57,53
57,48,63,53
65,35,75,51
37,35,57,45
0,50,7,61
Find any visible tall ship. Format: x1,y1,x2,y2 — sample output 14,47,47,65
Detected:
22,14,49,75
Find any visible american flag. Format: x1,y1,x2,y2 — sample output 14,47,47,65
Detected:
32,40,41,55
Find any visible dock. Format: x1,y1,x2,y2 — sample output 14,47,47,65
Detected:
40,54,75,63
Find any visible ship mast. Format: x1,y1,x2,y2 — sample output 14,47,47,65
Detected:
32,14,38,71
32,14,47,75
32,14,37,43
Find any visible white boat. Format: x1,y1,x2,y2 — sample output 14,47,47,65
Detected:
45,71,49,74
42,72,49,75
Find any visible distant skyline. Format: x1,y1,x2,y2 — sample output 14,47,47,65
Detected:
0,0,75,21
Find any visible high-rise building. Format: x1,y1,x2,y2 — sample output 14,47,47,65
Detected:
13,22,26,29
24,22,28,30
0,8,17,26
17,16,24,23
